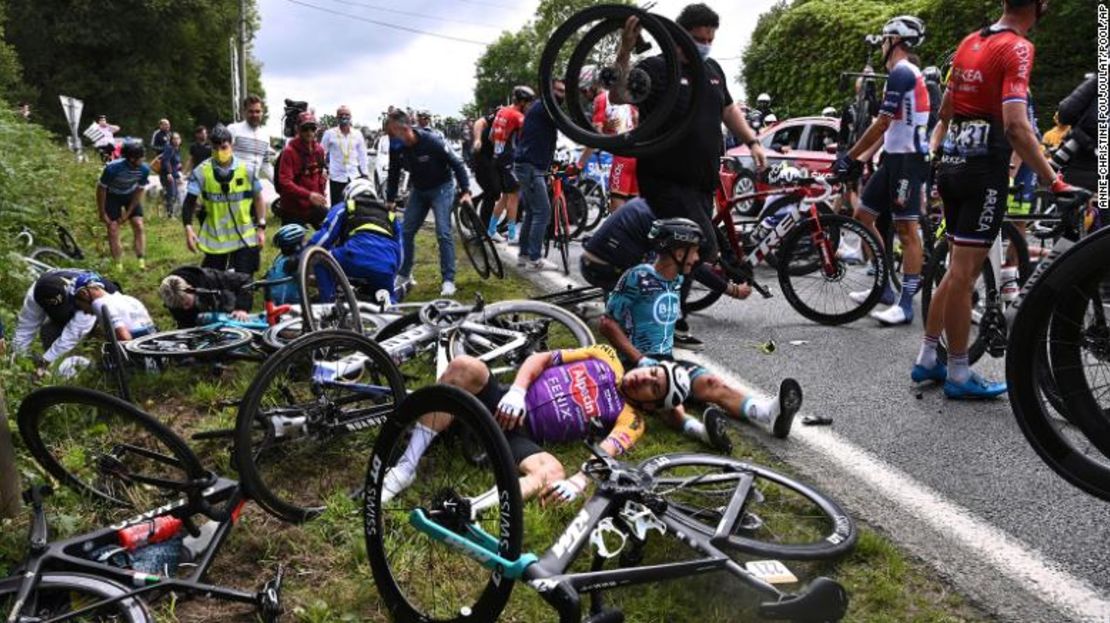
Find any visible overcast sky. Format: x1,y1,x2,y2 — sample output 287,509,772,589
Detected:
255,0,781,135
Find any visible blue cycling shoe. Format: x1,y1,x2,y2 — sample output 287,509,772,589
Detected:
911,362,947,383
943,372,1007,400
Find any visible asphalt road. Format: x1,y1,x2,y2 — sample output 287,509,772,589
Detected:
495,236,1110,623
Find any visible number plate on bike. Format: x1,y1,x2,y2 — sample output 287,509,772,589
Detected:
745,560,798,585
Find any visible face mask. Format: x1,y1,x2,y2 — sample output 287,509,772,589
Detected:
338,116,351,127
695,42,712,59
214,146,233,165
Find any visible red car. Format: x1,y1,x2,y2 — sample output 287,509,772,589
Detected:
723,116,841,215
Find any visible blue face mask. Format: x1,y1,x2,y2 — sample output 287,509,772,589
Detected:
695,42,712,60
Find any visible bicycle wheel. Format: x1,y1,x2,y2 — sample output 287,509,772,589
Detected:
1007,229,1110,501
298,245,364,334
17,386,206,512
455,202,491,279
234,329,406,523
777,214,887,325
448,300,595,380
685,226,733,314
639,453,857,560
0,572,153,622
484,231,505,279
562,181,589,240
124,326,253,358
576,176,608,234
553,195,571,275
365,385,522,623
29,246,76,269
56,224,84,259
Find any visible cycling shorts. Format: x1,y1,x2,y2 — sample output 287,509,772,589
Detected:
498,160,521,193
609,156,639,198
936,158,1009,248
474,370,543,465
579,255,625,293
859,153,926,222
104,193,143,221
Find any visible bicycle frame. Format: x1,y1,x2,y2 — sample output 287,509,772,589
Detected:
4,479,268,623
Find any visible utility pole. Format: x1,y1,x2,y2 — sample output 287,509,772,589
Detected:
239,0,249,110
230,37,241,122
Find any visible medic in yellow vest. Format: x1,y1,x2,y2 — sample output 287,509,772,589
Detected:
181,123,267,274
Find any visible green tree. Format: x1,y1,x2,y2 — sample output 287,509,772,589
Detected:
740,0,1094,126
4,0,265,140
0,2,28,103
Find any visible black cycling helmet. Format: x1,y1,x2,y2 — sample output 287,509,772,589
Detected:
1006,0,1048,21
209,123,232,145
648,218,703,251
512,85,536,103
120,139,144,160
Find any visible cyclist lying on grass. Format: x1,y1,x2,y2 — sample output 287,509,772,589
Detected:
382,344,690,507
159,266,255,328
599,218,803,451
72,273,156,341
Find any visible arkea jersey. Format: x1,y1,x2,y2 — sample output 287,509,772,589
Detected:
879,59,930,154
606,264,683,357
490,106,525,161
592,91,637,135
525,345,643,454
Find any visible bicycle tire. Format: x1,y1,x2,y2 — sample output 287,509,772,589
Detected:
263,312,390,352
484,232,505,279
639,453,857,560
577,176,608,234
17,386,206,509
562,181,589,240
124,326,254,358
455,202,491,279
1007,229,1110,502
29,246,75,268
553,195,571,275
98,306,132,403
778,214,887,325
56,224,84,259
447,300,595,379
234,329,406,523
761,199,836,274
365,385,523,623
684,227,732,314
297,245,364,334
0,572,153,622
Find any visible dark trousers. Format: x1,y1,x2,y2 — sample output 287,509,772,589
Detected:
329,179,349,206
202,246,261,275
473,155,501,228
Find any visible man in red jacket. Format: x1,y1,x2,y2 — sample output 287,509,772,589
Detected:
278,111,329,228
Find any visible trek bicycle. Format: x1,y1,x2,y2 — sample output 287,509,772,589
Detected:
10,386,284,622
364,385,857,622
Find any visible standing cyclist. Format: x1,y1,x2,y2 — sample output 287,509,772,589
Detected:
96,139,149,272
913,0,1075,399
486,86,535,244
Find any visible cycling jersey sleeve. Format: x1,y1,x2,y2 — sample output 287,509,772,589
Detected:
308,203,346,249
12,289,45,354
551,344,624,377
604,405,644,455
604,267,641,334
592,92,608,129
97,164,113,187
879,64,916,117
1001,39,1034,106
43,311,96,364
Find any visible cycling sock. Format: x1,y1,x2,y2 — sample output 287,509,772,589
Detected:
916,335,939,368
507,221,518,240
682,416,709,444
487,214,503,235
948,352,971,384
741,396,779,425
899,274,920,313
395,423,438,475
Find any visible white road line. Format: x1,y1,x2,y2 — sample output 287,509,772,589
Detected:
503,249,1110,622
686,354,1110,623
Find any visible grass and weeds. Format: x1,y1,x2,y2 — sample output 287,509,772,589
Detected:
0,113,987,622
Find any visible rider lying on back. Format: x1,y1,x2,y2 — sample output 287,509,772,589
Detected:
159,266,254,329
381,344,690,508
599,218,803,451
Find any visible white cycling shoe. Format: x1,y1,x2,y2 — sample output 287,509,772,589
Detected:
380,468,416,504
440,281,457,297
870,304,913,326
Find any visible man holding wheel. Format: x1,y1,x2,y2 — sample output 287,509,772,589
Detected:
611,4,765,350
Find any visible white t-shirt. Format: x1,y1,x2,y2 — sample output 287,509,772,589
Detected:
321,127,369,182
228,121,274,180
92,293,154,335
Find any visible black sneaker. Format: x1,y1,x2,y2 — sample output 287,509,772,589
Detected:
703,407,733,454
673,333,705,351
772,379,803,439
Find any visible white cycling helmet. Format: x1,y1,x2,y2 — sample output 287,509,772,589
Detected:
881,15,926,48
657,361,692,410
344,177,377,202
578,64,598,89
763,113,778,125
822,106,838,117
757,93,771,104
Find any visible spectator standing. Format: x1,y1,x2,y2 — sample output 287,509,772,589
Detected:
160,132,184,218
385,109,472,297
187,125,212,175
321,105,369,204
151,118,171,154
513,79,568,271
229,95,274,180
277,111,329,228
91,114,121,161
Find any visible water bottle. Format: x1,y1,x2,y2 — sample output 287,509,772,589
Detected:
1000,266,1020,304
118,516,183,551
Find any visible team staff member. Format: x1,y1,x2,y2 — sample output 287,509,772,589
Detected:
11,270,118,367
96,139,149,272
486,86,535,244
385,109,472,298
181,124,267,275
611,4,765,350
158,266,254,329
913,0,1075,399
321,105,369,203
278,111,329,228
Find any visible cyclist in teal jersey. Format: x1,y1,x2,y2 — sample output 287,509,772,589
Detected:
600,219,802,450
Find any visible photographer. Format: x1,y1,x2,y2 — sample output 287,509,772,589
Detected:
1054,74,1097,191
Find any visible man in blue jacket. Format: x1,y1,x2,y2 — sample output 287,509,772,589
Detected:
385,109,472,297
309,178,403,302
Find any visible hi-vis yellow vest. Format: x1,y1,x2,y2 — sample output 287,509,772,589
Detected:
198,161,257,254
